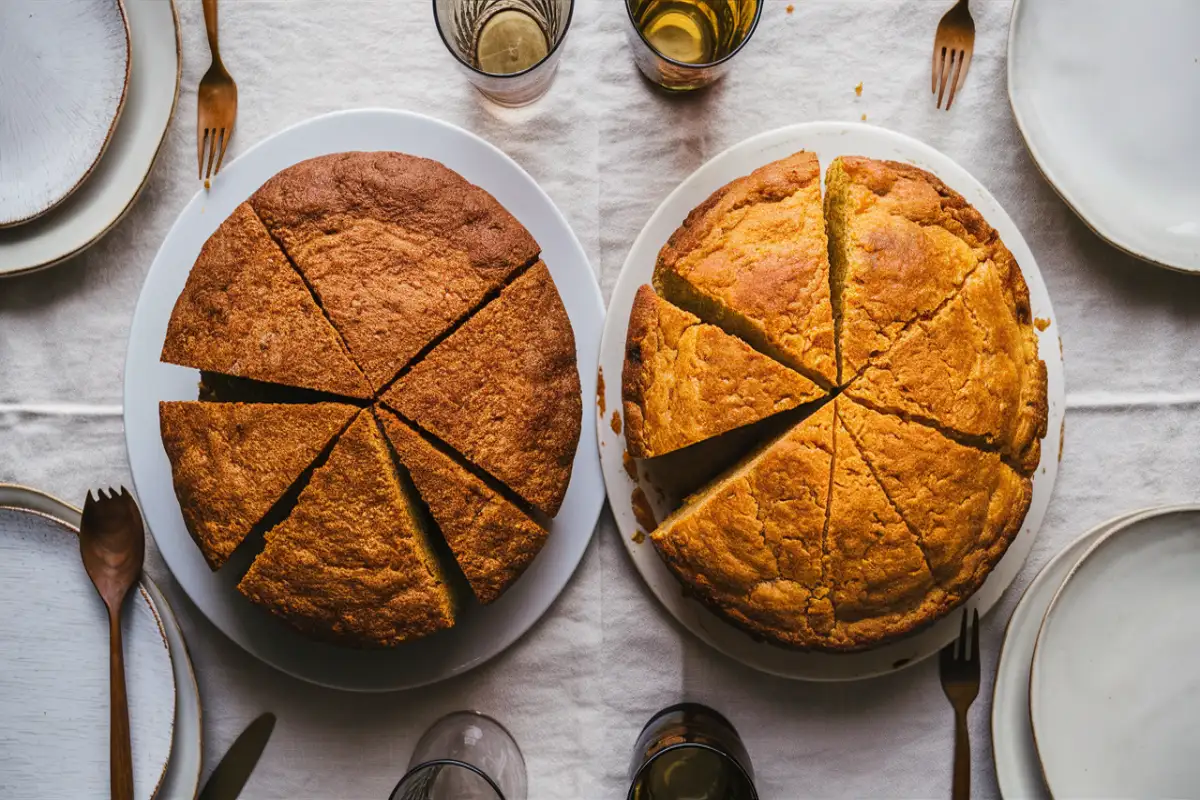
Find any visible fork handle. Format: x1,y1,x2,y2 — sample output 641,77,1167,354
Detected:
109,605,134,800
203,0,220,59
952,706,970,800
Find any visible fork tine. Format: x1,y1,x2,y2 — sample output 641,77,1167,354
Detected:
970,609,980,663
932,45,941,94
945,49,966,110
949,48,972,110
215,128,232,176
957,608,968,658
937,50,954,108
197,129,209,180
206,133,218,181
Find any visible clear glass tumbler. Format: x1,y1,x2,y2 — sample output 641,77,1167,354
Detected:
627,703,759,800
433,0,574,106
389,711,527,800
624,0,762,92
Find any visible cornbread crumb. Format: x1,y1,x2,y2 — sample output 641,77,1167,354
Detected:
623,451,638,481
632,530,647,544
611,411,622,435
861,113,867,121
632,487,657,532
1035,317,1050,331
786,4,794,12
855,82,863,96
597,367,606,414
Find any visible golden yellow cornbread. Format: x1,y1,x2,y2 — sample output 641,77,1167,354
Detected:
622,285,824,458
654,151,837,387
238,411,457,647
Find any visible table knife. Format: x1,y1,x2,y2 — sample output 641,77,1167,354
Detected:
198,712,277,800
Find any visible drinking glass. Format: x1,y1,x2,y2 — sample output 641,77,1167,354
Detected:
433,0,574,106
390,712,527,800
628,703,758,800
624,0,762,91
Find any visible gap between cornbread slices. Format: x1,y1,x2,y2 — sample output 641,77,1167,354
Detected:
376,407,548,606
654,151,837,388
160,203,372,400
825,156,997,383
837,398,1031,605
381,262,581,518
622,285,826,459
649,401,836,648
159,401,358,570
238,410,459,647
249,152,540,392
845,245,1048,475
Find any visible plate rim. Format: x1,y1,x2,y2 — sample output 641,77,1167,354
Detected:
0,0,182,277
1006,0,1200,275
597,120,1065,681
0,482,202,800
123,107,606,692
1027,504,1200,796
0,0,133,228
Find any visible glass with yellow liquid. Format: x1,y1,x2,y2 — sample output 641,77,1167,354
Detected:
628,704,758,800
625,0,762,91
433,0,573,106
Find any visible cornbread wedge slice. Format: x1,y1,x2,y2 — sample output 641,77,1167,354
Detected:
654,151,837,387
249,152,540,390
377,408,547,605
159,401,358,569
161,203,371,399
825,156,1000,381
650,402,836,648
383,262,581,517
846,249,1048,474
238,411,457,647
622,285,825,458
838,398,1030,602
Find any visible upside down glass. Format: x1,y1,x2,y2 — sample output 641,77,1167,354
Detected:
624,0,762,91
433,0,574,106
628,703,759,800
390,712,528,800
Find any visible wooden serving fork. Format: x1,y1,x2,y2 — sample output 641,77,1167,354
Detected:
197,0,238,181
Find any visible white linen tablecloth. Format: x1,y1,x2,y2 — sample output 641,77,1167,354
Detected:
3,1,1199,797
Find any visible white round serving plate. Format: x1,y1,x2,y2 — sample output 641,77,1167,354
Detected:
0,0,180,275
1008,0,1200,273
991,508,1154,799
0,0,130,227
124,108,606,692
1030,506,1200,798
0,484,202,800
597,122,1065,681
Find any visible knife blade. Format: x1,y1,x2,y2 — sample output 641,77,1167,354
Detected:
198,712,277,800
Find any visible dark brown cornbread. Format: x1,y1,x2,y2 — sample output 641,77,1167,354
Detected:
238,411,457,647
377,408,548,605
161,203,372,399
159,401,357,569
383,262,581,517
249,152,540,390
654,151,837,387
622,285,824,459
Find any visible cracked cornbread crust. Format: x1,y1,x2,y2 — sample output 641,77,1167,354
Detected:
622,285,824,458
238,411,458,648
654,151,837,388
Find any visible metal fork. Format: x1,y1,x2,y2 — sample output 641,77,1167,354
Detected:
940,609,980,800
932,0,975,110
197,0,238,181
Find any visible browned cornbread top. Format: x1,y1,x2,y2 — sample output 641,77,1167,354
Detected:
159,401,357,570
249,152,540,389
622,286,824,459
377,408,547,605
238,411,456,647
826,156,1005,380
161,203,372,399
655,151,837,387
848,247,1048,474
383,262,581,517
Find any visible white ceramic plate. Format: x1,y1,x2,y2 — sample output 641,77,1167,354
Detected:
0,0,130,227
1008,0,1200,273
124,109,606,692
1030,507,1200,798
0,0,180,275
992,509,1153,799
0,488,196,800
597,122,1065,681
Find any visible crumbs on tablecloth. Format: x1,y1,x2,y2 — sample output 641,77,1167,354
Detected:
1035,317,1050,332
786,4,794,12
611,411,622,435
855,82,863,97
861,113,867,121
1059,336,1064,358
632,487,657,536
205,178,211,190
623,451,638,481
596,367,606,415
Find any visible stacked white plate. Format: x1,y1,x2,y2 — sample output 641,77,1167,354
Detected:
993,505,1200,798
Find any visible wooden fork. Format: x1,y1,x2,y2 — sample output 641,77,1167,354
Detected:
932,0,975,110
940,609,981,800
197,0,238,181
